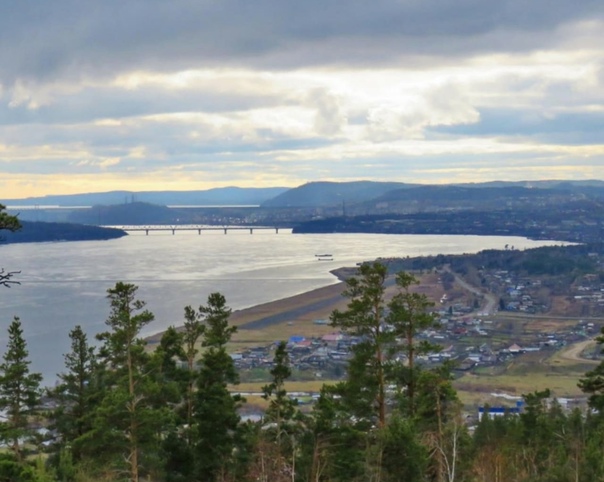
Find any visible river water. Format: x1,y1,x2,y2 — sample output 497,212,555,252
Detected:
0,230,565,384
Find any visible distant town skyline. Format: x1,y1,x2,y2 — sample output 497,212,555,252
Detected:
0,1,603,198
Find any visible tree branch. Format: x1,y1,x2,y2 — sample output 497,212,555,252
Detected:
0,268,21,288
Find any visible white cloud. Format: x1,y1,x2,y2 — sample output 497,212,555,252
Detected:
0,3,603,197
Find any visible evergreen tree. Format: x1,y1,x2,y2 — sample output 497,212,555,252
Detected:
0,317,42,462
192,292,243,481
262,341,298,435
93,282,168,482
181,305,205,437
579,326,604,412
387,270,439,416
51,326,98,460
148,325,186,410
0,204,21,288
380,416,428,482
330,262,392,427
260,341,301,478
309,385,368,482
0,204,20,233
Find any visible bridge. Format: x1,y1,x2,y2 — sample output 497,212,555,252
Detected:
106,225,284,235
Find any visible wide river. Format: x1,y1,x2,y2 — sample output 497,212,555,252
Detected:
0,230,565,384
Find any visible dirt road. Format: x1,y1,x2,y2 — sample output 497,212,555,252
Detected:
443,266,498,315
557,338,600,364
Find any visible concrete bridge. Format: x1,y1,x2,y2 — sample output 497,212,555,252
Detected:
106,224,284,235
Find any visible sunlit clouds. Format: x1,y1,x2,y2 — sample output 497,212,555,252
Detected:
0,1,602,198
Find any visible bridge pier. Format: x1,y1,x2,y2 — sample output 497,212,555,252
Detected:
198,229,201,235
275,227,279,234
249,228,253,234
224,228,227,234
145,229,149,235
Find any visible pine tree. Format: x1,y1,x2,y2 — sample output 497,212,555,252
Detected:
182,305,205,437
259,341,300,477
309,384,368,482
0,204,19,232
50,325,99,465
0,204,21,288
0,317,42,461
94,282,167,482
330,262,392,427
262,341,297,434
579,326,604,412
387,270,439,417
193,292,243,481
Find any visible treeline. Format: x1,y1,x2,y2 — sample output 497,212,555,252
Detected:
0,221,127,244
292,201,604,243
2,263,604,481
385,242,604,279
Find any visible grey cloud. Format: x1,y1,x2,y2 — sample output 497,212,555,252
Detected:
430,108,604,145
0,84,285,126
0,0,602,83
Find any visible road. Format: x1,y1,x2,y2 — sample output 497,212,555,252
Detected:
557,338,600,364
443,266,498,315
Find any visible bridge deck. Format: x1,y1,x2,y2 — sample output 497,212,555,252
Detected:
105,225,283,234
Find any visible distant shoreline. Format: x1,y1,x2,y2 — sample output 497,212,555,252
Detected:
0,221,127,245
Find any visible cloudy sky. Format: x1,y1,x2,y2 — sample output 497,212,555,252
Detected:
1,0,603,198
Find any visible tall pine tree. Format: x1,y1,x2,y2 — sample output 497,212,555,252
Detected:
94,282,168,482
50,325,99,467
0,317,42,461
330,262,392,428
193,292,243,481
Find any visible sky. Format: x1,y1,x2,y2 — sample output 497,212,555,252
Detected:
0,0,603,199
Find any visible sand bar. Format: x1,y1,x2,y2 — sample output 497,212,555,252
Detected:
145,268,356,345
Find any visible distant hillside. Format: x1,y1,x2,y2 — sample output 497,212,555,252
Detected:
261,179,604,210
261,181,414,208
348,182,604,215
67,202,177,225
0,221,127,244
2,187,289,207
373,185,572,205
458,179,604,190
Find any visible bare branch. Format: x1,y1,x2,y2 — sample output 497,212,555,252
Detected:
0,268,21,288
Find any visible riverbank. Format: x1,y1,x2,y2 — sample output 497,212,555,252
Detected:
145,266,447,349
1,220,127,244
145,267,356,346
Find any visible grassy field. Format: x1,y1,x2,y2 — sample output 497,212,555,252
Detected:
227,341,597,413
455,372,584,398
453,346,596,402
235,380,333,393
229,321,337,352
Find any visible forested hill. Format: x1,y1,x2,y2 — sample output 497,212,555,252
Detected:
1,186,289,206
292,200,604,244
0,221,127,244
261,180,414,207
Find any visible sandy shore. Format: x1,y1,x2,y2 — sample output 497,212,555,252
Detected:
145,267,444,346
145,267,355,345
231,281,347,329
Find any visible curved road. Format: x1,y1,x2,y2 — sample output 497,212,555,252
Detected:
443,266,498,315
557,338,600,364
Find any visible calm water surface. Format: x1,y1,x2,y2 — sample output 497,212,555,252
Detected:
0,230,565,383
